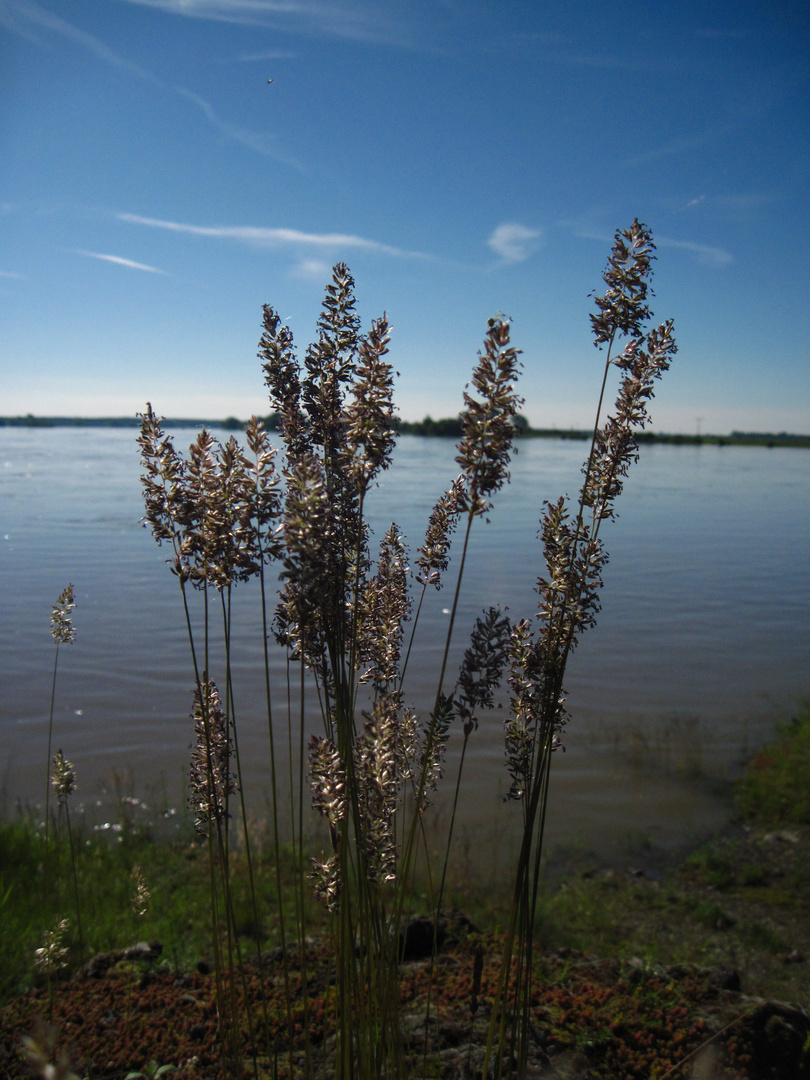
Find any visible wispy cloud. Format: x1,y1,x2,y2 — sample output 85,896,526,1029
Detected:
694,27,750,40
713,192,772,220
664,191,771,222
76,250,168,274
571,226,732,268
177,88,306,170
655,235,733,267
1,1,300,166
487,223,543,264
220,49,299,63
623,123,736,168
292,258,333,281
548,52,657,73
0,0,163,86
0,269,25,279
117,212,432,260
117,0,410,45
493,32,666,74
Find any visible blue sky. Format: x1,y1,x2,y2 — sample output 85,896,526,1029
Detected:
1,0,808,432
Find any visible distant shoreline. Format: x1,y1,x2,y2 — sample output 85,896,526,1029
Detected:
1,414,808,448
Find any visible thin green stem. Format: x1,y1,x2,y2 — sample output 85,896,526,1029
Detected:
433,511,475,710
64,801,83,966
44,644,59,853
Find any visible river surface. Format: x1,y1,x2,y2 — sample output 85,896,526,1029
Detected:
1,428,808,872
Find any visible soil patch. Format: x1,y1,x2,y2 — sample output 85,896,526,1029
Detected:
3,827,809,1079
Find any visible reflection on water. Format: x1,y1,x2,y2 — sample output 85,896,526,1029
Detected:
1,428,808,871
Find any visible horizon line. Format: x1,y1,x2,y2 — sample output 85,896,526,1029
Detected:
1,414,808,442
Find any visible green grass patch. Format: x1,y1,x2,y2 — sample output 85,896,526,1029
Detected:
735,919,788,953
735,702,810,824
0,808,324,1007
683,848,736,890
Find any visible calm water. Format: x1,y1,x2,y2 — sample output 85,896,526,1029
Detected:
2,428,808,869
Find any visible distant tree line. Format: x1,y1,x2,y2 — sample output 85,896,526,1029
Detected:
1,412,807,447
396,413,531,437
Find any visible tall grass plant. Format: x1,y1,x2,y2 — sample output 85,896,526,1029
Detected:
132,219,676,1077
0,220,677,1077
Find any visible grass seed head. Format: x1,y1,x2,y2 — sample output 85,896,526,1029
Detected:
456,317,523,516
34,918,70,975
50,585,76,645
50,750,76,802
590,218,655,347
131,865,150,918
416,478,464,589
187,680,235,835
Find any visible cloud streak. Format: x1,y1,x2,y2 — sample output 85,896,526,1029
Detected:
117,0,410,45
572,226,732,268
623,123,737,167
76,250,168,274
487,223,543,264
177,89,306,170
0,0,163,87
221,49,299,63
655,236,733,267
1,1,300,167
117,212,432,260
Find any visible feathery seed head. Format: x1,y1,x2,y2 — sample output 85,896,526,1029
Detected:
137,406,188,563
503,618,569,801
21,1020,81,1080
455,607,512,734
243,416,283,562
50,749,76,801
357,523,411,691
416,477,464,589
508,221,674,815
581,321,677,521
34,918,70,975
259,306,310,459
50,585,76,645
590,219,656,348
308,734,345,857
302,264,361,453
418,693,455,810
354,698,399,883
456,318,523,515
180,429,220,588
535,499,606,656
188,680,235,835
309,853,341,913
316,262,361,368
343,314,398,494
279,451,336,641
131,865,150,918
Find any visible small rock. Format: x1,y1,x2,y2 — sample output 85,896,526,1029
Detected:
399,915,445,961
708,967,741,992
550,946,580,960
123,941,162,962
741,1000,810,1076
763,830,800,844
439,1020,466,1048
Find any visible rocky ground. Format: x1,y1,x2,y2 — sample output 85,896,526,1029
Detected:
2,825,809,1080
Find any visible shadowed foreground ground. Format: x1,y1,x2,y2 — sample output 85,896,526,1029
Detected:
3,826,809,1080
